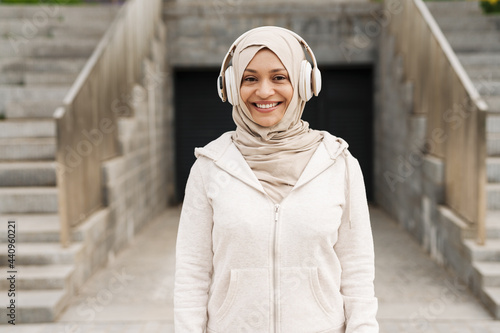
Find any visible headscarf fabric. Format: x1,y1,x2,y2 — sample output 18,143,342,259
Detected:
231,26,323,204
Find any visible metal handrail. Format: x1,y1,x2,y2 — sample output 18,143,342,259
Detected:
387,0,488,244
54,0,163,247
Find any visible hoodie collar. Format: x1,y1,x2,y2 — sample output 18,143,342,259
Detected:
195,132,266,194
195,131,349,195
294,131,349,189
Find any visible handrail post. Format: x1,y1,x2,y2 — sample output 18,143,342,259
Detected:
477,109,487,246
54,106,70,248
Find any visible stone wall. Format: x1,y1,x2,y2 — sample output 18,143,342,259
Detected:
163,0,383,67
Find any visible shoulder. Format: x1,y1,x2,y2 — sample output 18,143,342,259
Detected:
317,130,353,160
194,131,235,161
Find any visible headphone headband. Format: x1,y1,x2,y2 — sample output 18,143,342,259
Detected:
218,26,321,103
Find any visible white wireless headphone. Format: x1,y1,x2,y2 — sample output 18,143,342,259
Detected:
217,26,322,106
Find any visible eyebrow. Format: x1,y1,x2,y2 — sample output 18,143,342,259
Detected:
244,68,287,73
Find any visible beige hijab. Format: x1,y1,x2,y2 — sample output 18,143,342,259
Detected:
231,27,323,204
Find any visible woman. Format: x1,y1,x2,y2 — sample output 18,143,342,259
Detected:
174,26,378,333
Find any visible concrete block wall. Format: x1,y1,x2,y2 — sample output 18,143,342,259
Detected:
72,209,112,292
99,20,171,260
375,28,476,282
163,1,382,67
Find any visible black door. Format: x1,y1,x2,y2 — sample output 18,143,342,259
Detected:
174,66,373,201
174,68,234,201
303,66,374,201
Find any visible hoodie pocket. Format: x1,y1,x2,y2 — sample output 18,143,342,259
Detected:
280,267,345,332
208,268,270,333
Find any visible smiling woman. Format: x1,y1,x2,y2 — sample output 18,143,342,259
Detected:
174,26,379,333
240,49,293,127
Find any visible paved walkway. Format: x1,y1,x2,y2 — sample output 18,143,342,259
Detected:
3,205,500,332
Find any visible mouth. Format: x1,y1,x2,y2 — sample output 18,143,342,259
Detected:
252,102,282,112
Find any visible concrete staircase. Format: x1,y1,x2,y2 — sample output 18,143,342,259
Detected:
426,1,500,319
0,5,118,323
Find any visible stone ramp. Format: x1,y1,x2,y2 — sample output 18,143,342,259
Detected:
426,0,500,319
0,3,119,324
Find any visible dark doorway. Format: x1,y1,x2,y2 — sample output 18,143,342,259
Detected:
174,66,374,201
174,68,234,201
303,65,374,201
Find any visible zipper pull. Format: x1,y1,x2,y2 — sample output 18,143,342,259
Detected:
274,204,280,222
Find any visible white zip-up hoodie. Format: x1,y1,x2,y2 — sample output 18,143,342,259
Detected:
174,131,378,333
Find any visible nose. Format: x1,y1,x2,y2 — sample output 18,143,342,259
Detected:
255,79,274,99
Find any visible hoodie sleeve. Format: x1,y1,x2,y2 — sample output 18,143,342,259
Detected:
174,159,214,332
333,153,379,332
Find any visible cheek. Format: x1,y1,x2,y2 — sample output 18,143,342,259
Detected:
283,86,294,106
239,86,251,104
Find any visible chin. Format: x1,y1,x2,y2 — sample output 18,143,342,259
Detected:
257,121,277,127
252,111,286,128
253,116,280,127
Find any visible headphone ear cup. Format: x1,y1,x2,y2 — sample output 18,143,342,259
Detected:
224,66,238,106
299,60,313,101
217,75,225,102
312,67,322,96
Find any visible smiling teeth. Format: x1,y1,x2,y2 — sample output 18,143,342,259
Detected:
256,103,278,109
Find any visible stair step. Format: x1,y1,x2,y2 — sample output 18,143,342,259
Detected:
485,96,500,113
0,58,23,73
488,158,500,183
434,15,498,32
474,261,500,287
0,58,85,85
0,187,58,214
446,32,500,52
49,24,108,39
425,1,483,15
5,100,62,119
489,133,500,157
474,80,500,96
488,114,500,134
483,287,500,319
0,289,69,324
464,238,500,261
466,66,500,81
487,210,500,225
486,216,500,239
0,119,55,138
11,58,87,73
24,72,79,86
457,52,500,66
0,71,22,85
0,161,56,187
0,242,83,265
0,213,60,242
0,19,109,38
486,210,500,239
0,137,56,161
0,85,68,115
0,19,52,38
0,5,119,20
0,37,100,58
487,183,500,210
0,265,73,290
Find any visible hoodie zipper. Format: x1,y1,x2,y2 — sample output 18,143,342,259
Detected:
272,203,280,333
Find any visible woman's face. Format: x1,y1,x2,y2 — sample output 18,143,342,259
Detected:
240,49,293,127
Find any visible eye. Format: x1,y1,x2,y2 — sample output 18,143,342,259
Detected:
243,76,257,82
274,75,288,81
